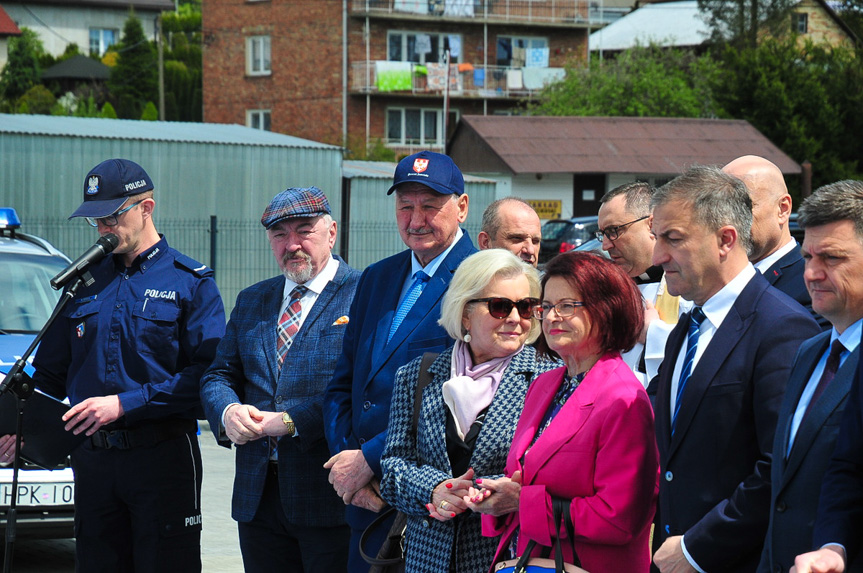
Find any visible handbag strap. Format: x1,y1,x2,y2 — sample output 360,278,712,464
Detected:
509,498,579,573
411,352,439,435
358,506,403,566
359,352,439,567
552,497,581,568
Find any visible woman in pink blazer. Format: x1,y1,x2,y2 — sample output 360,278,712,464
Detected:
465,251,660,573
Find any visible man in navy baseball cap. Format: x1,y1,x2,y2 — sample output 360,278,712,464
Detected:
70,158,154,219
324,150,476,572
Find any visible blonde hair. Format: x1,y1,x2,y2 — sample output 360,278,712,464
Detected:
438,249,541,344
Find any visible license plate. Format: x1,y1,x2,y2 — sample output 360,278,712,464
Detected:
0,482,75,507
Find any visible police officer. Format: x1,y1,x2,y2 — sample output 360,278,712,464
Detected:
32,158,226,573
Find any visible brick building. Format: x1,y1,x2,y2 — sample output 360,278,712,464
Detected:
202,0,600,156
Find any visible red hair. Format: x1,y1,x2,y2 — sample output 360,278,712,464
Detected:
541,251,644,354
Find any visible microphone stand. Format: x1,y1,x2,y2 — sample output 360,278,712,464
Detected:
1,272,90,573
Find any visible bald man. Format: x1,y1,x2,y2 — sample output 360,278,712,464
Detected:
723,155,822,326
478,197,542,267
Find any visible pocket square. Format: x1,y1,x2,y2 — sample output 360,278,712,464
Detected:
333,316,349,325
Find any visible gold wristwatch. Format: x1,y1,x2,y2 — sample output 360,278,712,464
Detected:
281,412,295,436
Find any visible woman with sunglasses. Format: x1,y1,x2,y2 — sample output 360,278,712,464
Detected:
465,251,659,573
379,249,559,573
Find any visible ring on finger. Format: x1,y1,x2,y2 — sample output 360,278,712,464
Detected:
439,500,449,510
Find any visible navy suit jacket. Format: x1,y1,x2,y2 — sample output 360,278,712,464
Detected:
763,247,828,330
812,347,863,571
758,332,859,573
200,258,360,527
653,272,820,572
324,231,476,530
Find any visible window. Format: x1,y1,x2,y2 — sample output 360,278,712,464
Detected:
496,36,548,67
89,28,117,56
387,31,461,64
792,12,809,34
246,36,271,76
247,110,271,131
386,107,458,146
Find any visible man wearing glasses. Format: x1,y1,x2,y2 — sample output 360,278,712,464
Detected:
597,182,690,386
32,158,226,572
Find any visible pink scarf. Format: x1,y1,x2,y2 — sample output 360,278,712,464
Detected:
441,340,521,440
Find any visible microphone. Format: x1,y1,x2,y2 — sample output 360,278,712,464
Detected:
50,233,120,290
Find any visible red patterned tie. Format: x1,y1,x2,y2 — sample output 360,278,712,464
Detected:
277,285,307,369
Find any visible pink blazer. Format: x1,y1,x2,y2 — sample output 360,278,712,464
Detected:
483,353,659,573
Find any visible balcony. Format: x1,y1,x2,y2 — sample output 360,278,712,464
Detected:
351,0,598,26
350,61,566,99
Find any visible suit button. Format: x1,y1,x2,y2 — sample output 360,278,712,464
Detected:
359,438,366,445
422,520,429,528
363,401,372,411
776,501,787,513
665,471,673,481
275,396,283,404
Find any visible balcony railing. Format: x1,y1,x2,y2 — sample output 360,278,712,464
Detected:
352,0,596,25
351,61,566,98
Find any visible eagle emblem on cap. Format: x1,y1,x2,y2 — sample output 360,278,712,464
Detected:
86,175,100,195
413,158,429,173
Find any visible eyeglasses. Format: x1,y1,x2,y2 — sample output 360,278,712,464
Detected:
595,215,649,242
534,301,587,320
468,297,540,320
85,200,144,228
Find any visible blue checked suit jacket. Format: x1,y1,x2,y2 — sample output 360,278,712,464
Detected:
201,257,361,526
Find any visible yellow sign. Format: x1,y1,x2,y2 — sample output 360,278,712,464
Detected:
527,199,562,220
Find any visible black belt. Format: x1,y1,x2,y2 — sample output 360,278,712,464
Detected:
90,419,197,450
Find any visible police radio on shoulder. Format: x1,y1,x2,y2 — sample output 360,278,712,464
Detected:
50,233,120,290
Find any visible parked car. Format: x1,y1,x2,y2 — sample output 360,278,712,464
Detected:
539,216,600,264
789,212,804,243
0,207,76,539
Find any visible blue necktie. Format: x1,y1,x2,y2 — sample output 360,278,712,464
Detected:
672,306,706,435
388,271,429,343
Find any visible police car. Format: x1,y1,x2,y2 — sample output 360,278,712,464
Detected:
0,207,76,539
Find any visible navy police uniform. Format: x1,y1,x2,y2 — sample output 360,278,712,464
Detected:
33,235,225,573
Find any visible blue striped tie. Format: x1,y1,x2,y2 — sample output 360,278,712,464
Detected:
672,306,706,435
388,271,430,344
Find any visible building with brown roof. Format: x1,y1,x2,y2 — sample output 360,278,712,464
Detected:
447,115,801,218
202,0,608,155
2,0,173,58
0,5,23,70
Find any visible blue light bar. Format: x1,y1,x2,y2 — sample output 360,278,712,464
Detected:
0,207,22,230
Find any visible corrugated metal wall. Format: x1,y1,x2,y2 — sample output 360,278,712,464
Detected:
0,132,342,314
343,176,496,269
1,132,496,315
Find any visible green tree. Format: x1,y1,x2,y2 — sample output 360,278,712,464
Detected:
141,101,158,120
713,37,863,187
0,28,46,106
108,12,158,119
16,84,56,114
160,0,203,121
697,0,797,49
101,101,118,118
529,45,723,118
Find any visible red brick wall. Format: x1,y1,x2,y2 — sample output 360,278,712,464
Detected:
203,0,587,148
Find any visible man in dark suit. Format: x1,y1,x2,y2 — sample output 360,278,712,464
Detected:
200,187,360,572
723,155,824,327
790,181,863,573
324,151,476,572
758,180,863,573
650,165,820,573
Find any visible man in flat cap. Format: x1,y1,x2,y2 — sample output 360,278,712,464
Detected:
324,151,477,572
32,158,226,572
201,187,360,572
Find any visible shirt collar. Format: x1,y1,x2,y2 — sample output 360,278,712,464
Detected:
117,235,168,273
832,318,863,354
411,227,463,278
754,237,798,275
700,263,757,330
281,255,340,300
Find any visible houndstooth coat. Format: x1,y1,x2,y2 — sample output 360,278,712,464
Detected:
380,345,557,573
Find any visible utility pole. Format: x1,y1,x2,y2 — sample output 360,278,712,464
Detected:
157,14,165,120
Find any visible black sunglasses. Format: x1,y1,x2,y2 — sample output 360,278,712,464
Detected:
467,297,540,320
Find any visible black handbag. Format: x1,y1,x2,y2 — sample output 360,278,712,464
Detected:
359,352,439,573
493,498,588,573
